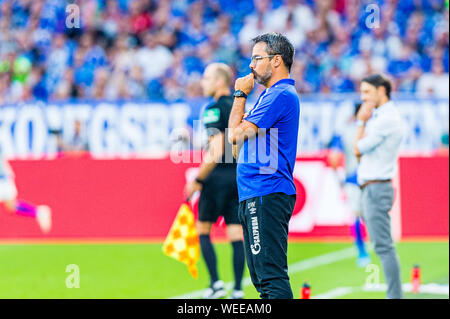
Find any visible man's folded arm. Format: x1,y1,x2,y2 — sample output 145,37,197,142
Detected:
228,120,259,145
355,130,384,155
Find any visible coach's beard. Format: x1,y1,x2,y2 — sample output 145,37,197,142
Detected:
252,69,272,87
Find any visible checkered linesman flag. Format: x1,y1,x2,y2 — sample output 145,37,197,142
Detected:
162,203,200,278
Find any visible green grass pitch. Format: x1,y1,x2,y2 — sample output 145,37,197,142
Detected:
0,241,448,299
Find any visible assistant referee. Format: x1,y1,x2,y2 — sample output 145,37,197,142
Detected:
184,63,245,299
228,33,300,299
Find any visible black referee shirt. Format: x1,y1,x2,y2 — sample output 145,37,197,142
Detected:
202,95,237,172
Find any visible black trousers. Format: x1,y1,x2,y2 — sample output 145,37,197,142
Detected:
238,192,296,299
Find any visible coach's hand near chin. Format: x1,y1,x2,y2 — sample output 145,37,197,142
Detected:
356,101,376,123
235,73,255,95
354,101,376,160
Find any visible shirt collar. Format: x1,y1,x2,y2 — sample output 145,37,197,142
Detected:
271,78,295,88
217,95,231,102
373,100,394,116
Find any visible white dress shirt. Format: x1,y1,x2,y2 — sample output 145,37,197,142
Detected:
357,101,406,185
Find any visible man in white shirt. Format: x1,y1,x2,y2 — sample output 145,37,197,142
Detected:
354,74,406,299
416,59,450,98
135,32,173,82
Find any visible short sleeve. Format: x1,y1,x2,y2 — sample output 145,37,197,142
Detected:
202,104,226,137
245,92,285,129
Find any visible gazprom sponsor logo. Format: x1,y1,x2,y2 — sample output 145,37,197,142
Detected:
250,216,261,255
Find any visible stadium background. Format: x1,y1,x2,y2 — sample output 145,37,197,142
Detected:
0,0,448,299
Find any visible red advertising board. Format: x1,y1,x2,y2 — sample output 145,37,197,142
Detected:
0,156,195,240
398,156,449,238
0,154,448,241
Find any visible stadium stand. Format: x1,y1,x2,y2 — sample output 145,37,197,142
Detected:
0,0,448,106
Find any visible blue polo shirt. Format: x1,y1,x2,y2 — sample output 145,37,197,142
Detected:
237,78,300,202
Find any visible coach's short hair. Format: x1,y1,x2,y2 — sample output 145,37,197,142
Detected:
252,33,295,72
361,74,392,99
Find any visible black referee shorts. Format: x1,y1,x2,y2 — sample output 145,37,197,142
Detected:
238,192,296,299
198,168,239,225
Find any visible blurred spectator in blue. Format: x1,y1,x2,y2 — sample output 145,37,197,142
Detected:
81,32,108,71
238,0,274,46
321,65,355,94
320,40,351,78
73,48,94,88
388,44,422,92
31,66,48,101
178,1,208,49
46,33,70,94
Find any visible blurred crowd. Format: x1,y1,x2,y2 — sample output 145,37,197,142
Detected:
0,0,449,105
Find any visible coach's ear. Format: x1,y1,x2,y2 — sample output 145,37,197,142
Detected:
273,55,282,68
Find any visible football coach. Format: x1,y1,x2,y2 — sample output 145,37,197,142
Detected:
354,74,406,299
227,33,300,299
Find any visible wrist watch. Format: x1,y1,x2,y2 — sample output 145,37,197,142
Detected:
234,90,247,99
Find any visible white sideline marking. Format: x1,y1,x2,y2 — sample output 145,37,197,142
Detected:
312,287,354,299
313,283,450,299
169,246,356,299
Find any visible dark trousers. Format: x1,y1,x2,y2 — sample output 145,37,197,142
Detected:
238,193,296,299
